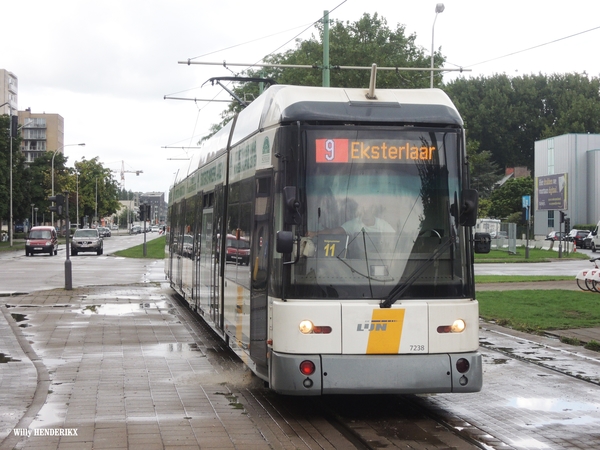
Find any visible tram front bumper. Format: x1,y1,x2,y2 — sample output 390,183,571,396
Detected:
270,351,482,396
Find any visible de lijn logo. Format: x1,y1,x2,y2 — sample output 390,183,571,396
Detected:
357,319,398,331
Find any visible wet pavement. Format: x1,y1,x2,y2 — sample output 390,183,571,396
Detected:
2,273,600,448
0,284,271,450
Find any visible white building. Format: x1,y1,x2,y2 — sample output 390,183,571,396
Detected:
534,134,600,238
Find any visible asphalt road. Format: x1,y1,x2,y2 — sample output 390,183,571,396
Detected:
0,231,164,295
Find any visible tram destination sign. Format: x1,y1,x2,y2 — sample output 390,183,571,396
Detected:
316,138,436,163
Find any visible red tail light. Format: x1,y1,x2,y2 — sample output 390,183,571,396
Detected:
299,360,315,376
456,358,470,373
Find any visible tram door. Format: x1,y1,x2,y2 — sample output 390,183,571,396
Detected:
198,193,213,317
250,171,272,375
212,184,224,329
172,201,184,291
192,192,203,310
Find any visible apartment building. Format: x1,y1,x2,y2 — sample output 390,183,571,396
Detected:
0,69,18,115
140,192,166,224
18,109,64,163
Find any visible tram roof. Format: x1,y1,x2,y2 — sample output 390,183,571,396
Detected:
194,85,463,169
257,85,463,129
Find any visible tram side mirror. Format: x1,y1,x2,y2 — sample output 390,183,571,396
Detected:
474,232,491,254
276,230,294,254
460,189,479,227
283,186,301,225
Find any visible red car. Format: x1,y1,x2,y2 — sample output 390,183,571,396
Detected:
25,226,58,256
225,234,250,265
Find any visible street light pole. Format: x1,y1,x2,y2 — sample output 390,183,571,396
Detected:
430,3,445,88
51,143,85,227
1,101,15,246
75,169,79,229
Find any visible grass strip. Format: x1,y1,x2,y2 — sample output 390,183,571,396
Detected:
478,289,600,333
113,235,165,259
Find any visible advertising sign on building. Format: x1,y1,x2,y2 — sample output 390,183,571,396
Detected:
536,173,567,211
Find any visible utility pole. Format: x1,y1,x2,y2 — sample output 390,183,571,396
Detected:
112,160,143,231
64,192,72,290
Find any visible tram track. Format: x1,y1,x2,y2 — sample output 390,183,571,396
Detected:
171,291,486,449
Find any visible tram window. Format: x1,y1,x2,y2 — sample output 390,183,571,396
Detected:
256,177,270,195
204,192,214,208
229,183,240,203
240,179,253,202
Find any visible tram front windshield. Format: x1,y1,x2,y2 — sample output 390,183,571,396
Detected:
289,127,467,300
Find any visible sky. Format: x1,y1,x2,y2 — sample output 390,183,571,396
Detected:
4,0,600,200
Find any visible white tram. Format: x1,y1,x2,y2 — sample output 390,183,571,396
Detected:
166,82,490,395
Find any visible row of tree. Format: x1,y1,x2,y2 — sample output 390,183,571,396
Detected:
223,13,599,220
3,13,598,227
0,119,121,231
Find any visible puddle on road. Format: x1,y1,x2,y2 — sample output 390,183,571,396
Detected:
0,352,21,363
30,401,67,428
77,300,171,316
10,313,28,322
79,294,165,302
507,397,600,413
142,342,202,357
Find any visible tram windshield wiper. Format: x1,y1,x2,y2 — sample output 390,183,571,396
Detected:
335,229,394,284
380,237,454,308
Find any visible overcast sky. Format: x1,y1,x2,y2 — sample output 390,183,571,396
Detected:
4,0,600,199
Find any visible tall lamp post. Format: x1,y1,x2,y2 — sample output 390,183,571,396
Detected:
430,3,445,88
75,169,80,229
52,143,85,227
1,102,14,245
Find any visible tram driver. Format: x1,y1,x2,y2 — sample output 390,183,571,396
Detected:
307,204,395,238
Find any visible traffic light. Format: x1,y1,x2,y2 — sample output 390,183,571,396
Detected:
141,203,151,220
48,194,65,216
560,211,566,223
565,217,571,234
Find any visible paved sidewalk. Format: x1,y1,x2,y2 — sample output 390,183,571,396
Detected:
0,284,269,450
3,279,600,449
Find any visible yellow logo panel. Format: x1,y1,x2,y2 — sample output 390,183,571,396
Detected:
366,309,405,354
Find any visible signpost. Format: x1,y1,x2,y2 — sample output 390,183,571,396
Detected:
522,195,531,259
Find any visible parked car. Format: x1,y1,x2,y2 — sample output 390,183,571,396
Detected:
566,229,590,248
583,233,594,249
25,226,58,257
111,224,119,230
71,228,103,256
151,225,160,233
545,231,565,241
130,225,142,235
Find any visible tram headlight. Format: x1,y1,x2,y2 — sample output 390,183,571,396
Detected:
437,319,466,334
299,320,314,334
451,319,466,333
299,320,332,334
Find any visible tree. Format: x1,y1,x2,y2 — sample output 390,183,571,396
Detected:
488,177,533,219
217,13,440,124
445,73,600,170
0,115,11,224
73,158,120,227
467,139,502,199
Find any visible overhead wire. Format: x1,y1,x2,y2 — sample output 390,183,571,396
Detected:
166,1,349,154
445,25,600,71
